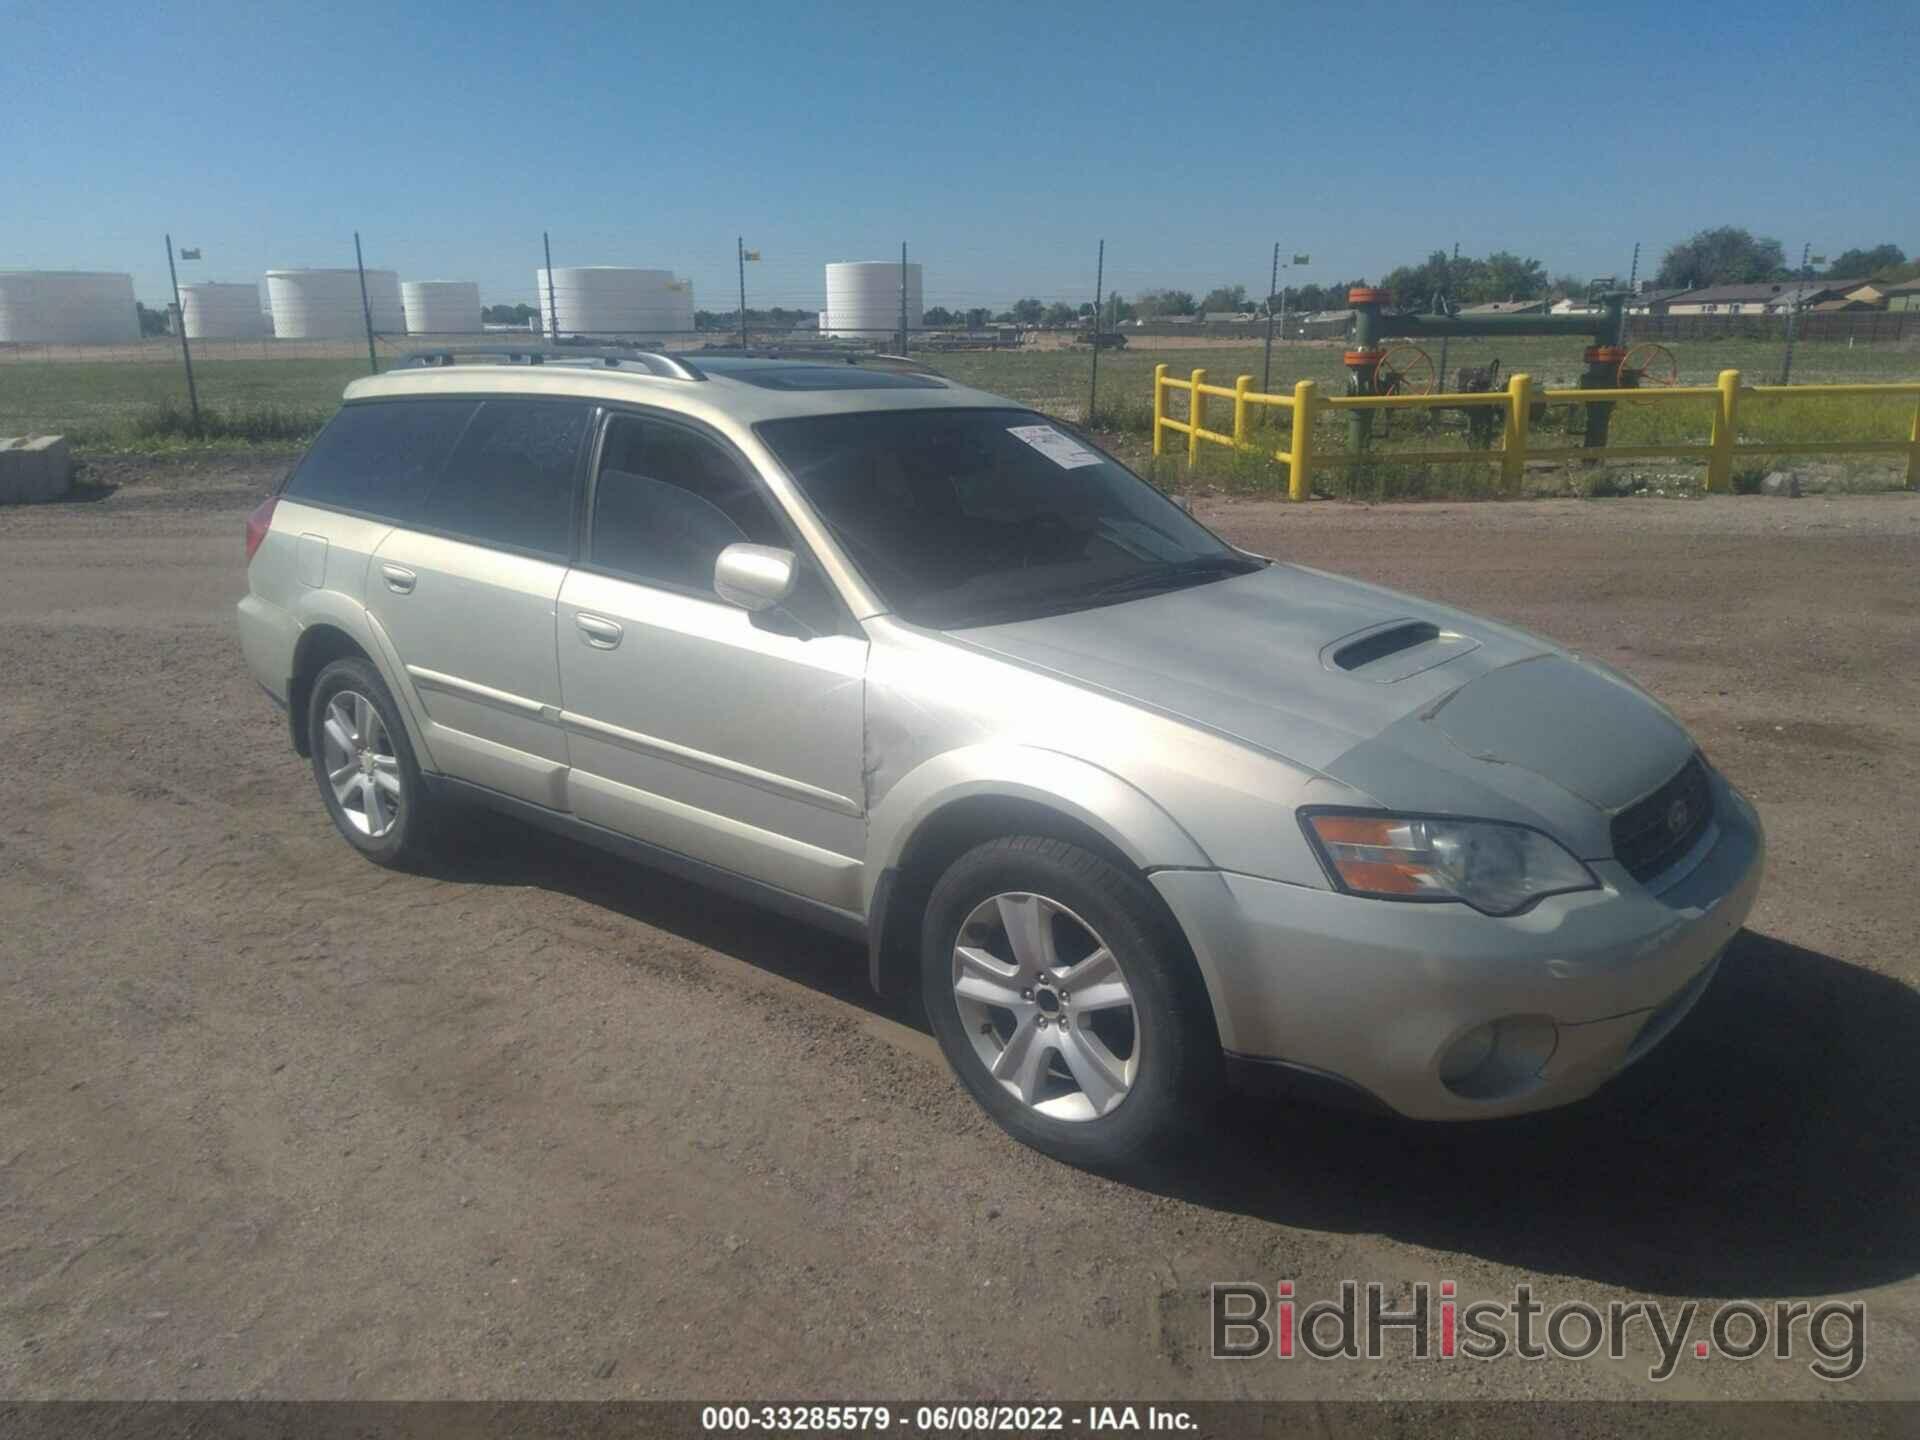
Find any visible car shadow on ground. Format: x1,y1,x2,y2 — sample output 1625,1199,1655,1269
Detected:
423,806,912,1023
1145,928,1920,1299
426,811,1917,1299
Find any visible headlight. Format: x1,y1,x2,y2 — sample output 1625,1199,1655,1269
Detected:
1301,810,1598,916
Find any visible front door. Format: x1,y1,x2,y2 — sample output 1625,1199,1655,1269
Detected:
555,411,868,912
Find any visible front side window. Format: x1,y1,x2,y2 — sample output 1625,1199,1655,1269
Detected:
589,414,839,631
757,408,1261,627
420,399,590,558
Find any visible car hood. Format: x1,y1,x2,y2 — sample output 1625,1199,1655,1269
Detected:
951,563,1694,853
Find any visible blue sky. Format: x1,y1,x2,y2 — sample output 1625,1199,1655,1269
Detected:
3,0,1914,310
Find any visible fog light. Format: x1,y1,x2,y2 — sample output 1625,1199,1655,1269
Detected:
1436,1016,1559,1100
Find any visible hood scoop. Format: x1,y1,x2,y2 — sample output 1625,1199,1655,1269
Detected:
1324,619,1479,683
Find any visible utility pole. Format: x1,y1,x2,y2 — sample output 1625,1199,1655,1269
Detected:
353,231,378,375
163,233,200,427
1436,241,1460,389
543,232,559,343
1781,241,1812,385
1262,242,1280,392
1087,238,1105,424
738,236,749,349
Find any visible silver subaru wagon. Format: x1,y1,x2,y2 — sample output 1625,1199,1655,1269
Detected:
237,348,1764,1165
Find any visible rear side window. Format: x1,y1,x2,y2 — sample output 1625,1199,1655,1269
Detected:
283,399,476,520
419,399,591,559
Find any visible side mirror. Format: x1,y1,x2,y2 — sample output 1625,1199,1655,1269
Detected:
714,543,796,613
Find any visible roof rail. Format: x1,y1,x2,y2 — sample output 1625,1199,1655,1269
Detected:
399,346,706,380
685,346,946,378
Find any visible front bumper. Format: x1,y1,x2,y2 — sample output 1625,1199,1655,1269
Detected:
1153,768,1765,1120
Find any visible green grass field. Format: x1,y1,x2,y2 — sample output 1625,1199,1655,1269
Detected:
3,333,1914,498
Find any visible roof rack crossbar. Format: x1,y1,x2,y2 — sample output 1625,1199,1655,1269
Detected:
399,346,706,380
687,345,946,378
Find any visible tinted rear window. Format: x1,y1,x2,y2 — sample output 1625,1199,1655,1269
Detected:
283,400,476,520
420,399,590,558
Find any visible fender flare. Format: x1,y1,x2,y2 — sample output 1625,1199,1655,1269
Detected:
287,592,439,772
865,743,1213,912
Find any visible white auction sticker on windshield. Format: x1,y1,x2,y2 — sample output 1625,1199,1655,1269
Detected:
1007,424,1102,470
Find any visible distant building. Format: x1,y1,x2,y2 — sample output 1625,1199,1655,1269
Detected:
1296,308,1355,339
1883,280,1920,313
1458,298,1548,316
1664,280,1870,315
1838,284,1889,308
1624,288,1689,315
1549,297,1597,315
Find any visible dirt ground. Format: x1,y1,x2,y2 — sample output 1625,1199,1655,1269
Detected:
2,455,1917,1408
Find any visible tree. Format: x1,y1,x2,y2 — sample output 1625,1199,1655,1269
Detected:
965,307,992,329
1549,273,1588,299
1010,297,1046,324
1134,289,1196,319
1288,283,1334,313
1200,284,1248,314
1104,293,1136,324
482,302,537,325
1469,251,1549,303
922,305,958,327
1380,250,1454,310
137,301,171,337
1656,227,1787,288
1044,301,1077,326
1824,244,1907,279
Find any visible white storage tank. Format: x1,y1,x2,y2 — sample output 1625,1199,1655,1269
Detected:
535,266,693,337
821,261,923,340
266,268,404,339
180,282,268,338
402,280,481,335
0,270,139,343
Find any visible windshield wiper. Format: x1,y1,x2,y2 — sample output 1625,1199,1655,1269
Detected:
1058,553,1262,607
923,555,1262,629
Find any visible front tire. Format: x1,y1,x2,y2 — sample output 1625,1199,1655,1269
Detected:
921,835,1219,1167
307,656,438,870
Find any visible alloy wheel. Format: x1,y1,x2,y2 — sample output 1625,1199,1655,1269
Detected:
952,891,1139,1121
320,690,402,838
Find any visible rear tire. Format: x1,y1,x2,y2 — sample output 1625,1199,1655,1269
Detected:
307,656,439,870
921,835,1220,1167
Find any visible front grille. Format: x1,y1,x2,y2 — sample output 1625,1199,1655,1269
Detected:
1611,755,1714,883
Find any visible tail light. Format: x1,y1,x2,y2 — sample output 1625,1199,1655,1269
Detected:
244,495,278,565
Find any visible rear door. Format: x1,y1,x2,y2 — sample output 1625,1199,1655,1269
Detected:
555,409,868,912
366,397,593,810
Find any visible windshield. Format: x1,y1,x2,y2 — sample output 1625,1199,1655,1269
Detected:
756,408,1262,627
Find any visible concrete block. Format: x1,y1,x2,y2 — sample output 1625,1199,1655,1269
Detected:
0,435,72,503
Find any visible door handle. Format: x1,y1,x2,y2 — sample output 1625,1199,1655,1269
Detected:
380,563,417,594
575,613,623,650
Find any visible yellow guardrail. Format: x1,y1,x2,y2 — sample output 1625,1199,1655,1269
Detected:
1152,364,1920,501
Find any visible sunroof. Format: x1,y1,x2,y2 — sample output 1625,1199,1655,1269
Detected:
717,365,947,391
